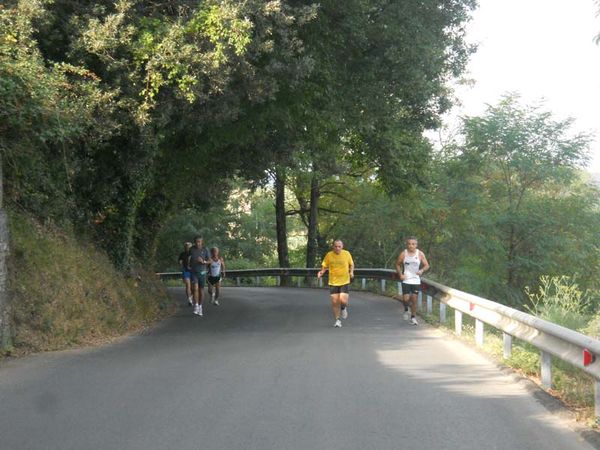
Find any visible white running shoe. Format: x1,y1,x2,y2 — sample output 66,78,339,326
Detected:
334,319,342,328
198,305,203,317
214,300,220,306
341,308,348,319
188,296,193,306
193,304,199,315
410,317,418,326
403,311,410,321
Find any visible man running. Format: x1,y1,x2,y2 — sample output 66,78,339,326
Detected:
317,240,354,328
178,242,193,306
207,247,226,306
395,236,430,325
189,236,210,316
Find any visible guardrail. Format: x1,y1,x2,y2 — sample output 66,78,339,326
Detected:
157,267,600,419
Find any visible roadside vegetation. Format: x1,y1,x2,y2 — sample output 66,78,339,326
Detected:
3,211,172,357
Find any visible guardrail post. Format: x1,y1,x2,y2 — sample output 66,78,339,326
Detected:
276,276,281,286
361,278,366,290
318,277,323,288
541,351,552,389
418,291,423,311
426,295,432,314
297,277,302,288
455,310,462,336
439,302,446,323
475,319,484,347
255,276,259,286
595,381,600,422
503,333,512,359
380,279,386,293
236,277,240,287
397,282,402,295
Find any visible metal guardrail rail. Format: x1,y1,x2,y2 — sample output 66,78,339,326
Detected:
157,267,600,418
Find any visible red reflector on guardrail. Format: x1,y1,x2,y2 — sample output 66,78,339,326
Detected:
583,349,595,367
469,302,475,311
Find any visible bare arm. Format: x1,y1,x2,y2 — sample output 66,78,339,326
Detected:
418,251,430,276
220,257,226,277
395,252,406,281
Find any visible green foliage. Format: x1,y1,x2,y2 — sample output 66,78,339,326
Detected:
6,210,173,355
525,276,590,331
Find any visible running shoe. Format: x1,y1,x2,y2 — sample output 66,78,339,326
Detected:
410,317,418,326
403,311,410,321
193,304,199,315
198,305,203,317
341,308,348,319
188,296,193,306
214,300,220,306
334,319,342,328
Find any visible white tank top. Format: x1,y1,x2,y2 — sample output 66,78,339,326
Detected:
209,259,222,277
403,250,421,285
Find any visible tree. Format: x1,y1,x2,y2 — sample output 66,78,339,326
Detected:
461,94,591,289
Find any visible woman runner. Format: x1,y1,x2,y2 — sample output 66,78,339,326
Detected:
207,247,226,306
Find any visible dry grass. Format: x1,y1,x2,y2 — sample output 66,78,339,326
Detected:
4,212,175,357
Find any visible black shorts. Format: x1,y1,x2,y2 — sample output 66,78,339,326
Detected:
207,276,222,286
401,283,420,295
329,284,349,295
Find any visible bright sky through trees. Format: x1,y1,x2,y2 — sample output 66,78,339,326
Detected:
444,0,600,173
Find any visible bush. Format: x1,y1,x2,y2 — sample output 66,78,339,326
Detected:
525,276,590,332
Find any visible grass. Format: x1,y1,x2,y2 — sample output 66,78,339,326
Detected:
3,211,175,357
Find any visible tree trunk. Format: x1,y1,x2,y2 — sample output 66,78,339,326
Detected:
0,153,11,351
306,172,320,269
274,168,291,286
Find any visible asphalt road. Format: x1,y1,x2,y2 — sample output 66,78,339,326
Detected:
0,287,596,450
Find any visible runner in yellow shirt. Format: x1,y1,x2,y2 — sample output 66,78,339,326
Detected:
317,240,354,328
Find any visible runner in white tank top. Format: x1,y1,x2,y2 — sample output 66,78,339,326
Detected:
395,237,430,325
207,247,226,306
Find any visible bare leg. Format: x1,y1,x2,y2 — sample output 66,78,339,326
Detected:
330,294,341,319
409,293,418,316
193,283,199,305
198,285,204,305
340,293,349,309
402,294,411,311
184,279,191,298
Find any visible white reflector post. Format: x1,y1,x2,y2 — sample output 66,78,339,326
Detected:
595,380,600,423
541,351,552,389
455,310,462,336
475,319,484,347
362,278,366,290
440,303,446,323
380,279,386,293
426,295,432,314
503,333,512,359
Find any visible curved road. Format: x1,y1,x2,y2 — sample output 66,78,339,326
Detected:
0,287,595,450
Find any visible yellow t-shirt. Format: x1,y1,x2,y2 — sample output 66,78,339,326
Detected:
322,250,354,286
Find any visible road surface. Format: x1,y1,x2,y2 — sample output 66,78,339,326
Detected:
0,287,595,450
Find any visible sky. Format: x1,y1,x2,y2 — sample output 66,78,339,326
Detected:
440,0,600,173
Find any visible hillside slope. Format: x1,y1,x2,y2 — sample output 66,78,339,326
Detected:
4,211,174,356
